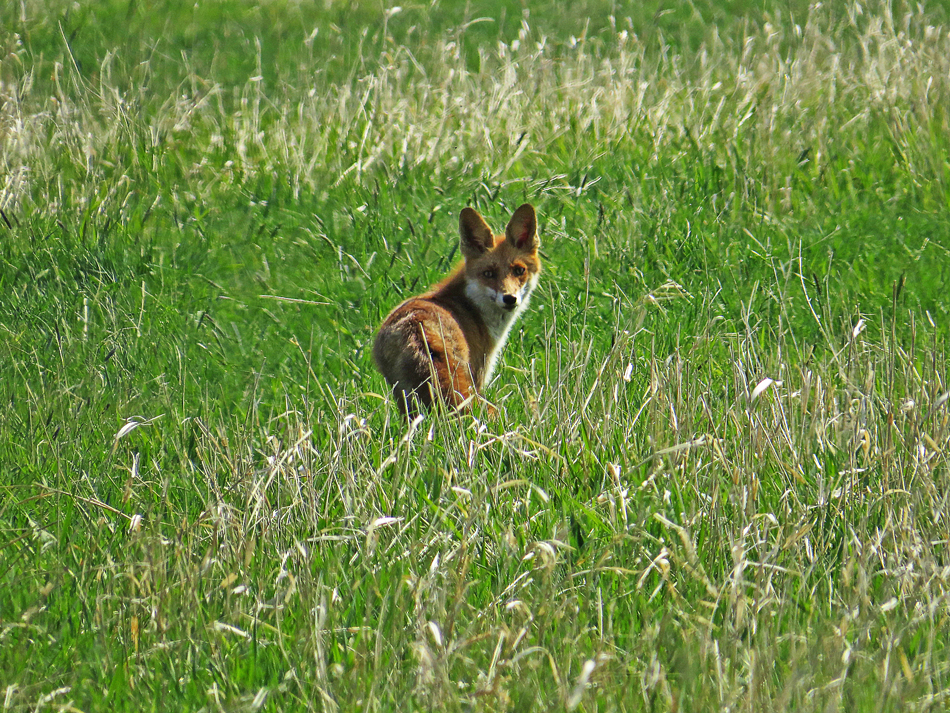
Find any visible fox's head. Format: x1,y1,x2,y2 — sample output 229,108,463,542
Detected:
459,204,541,319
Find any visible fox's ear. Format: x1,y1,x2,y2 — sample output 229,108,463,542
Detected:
505,204,537,251
459,207,495,258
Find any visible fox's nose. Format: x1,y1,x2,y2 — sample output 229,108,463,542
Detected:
502,294,518,309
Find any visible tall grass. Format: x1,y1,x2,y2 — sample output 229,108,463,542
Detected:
1,0,949,710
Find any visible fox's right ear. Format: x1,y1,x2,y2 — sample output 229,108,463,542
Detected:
459,207,495,259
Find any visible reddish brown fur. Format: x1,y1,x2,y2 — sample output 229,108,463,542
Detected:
373,204,540,416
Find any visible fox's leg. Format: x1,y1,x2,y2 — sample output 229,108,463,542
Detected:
430,319,481,410
391,349,435,417
428,345,477,410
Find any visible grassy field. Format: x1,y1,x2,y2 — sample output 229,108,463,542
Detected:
2,0,950,710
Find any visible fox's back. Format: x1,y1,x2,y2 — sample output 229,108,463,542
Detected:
373,276,491,392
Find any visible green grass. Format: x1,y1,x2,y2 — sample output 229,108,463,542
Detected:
2,0,950,710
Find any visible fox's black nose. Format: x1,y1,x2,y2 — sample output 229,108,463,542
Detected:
502,294,517,309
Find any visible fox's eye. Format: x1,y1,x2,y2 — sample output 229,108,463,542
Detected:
511,265,526,277
482,269,496,279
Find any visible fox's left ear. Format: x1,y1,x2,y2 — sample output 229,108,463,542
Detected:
505,204,537,251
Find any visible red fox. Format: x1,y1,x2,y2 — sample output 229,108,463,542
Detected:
373,204,541,416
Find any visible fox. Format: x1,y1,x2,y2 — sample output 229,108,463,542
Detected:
373,203,541,416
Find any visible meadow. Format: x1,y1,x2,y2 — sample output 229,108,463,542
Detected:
1,0,949,710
